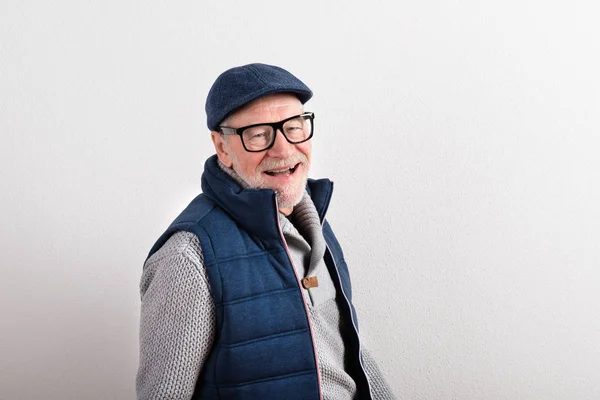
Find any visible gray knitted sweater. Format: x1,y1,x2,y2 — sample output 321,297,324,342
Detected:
137,167,396,399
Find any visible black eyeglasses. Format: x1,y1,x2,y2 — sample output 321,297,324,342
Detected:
219,112,315,152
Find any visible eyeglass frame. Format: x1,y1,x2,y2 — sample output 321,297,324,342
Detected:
218,112,315,153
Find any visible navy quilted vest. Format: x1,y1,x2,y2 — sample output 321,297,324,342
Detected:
147,156,372,399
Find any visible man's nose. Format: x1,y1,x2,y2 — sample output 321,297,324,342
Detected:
266,129,295,159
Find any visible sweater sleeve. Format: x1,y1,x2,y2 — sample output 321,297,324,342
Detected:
362,347,397,399
136,231,216,400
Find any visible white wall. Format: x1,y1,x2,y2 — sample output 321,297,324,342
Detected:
1,1,599,399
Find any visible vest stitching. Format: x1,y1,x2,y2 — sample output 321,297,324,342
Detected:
218,287,297,306
196,225,224,399
221,327,309,348
196,226,222,302
218,369,315,388
211,248,284,264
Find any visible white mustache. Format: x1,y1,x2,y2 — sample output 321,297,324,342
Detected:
258,154,308,172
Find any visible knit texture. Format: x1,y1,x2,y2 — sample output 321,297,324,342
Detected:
137,232,216,399
279,194,337,307
309,299,358,398
362,348,397,399
289,194,327,278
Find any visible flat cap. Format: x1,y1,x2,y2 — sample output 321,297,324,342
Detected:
205,63,312,131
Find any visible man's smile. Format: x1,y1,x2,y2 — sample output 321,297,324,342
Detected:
263,163,300,177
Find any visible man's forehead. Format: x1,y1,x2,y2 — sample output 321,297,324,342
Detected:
227,93,303,124
240,93,300,112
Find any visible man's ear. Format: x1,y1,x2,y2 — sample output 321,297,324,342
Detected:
211,131,233,168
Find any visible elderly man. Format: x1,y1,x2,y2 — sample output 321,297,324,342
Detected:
137,63,395,399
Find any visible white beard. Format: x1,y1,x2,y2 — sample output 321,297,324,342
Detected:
227,149,309,210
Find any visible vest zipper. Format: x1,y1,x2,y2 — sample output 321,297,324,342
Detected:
323,243,374,400
273,194,323,400
319,183,374,399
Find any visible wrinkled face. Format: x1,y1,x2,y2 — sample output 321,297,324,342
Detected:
211,93,312,214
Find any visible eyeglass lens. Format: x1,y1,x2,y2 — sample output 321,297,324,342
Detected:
242,115,313,151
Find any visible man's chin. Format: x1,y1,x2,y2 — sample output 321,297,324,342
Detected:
274,182,307,210
276,195,302,210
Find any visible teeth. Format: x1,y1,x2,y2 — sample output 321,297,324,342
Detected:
266,170,290,176
265,164,297,176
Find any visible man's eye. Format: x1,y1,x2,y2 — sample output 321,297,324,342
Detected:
285,124,302,131
245,130,270,141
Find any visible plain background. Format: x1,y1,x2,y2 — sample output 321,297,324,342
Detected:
2,1,599,399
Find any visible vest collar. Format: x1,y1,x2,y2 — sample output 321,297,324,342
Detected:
201,155,333,239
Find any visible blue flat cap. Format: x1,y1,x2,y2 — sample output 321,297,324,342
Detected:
205,63,313,131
